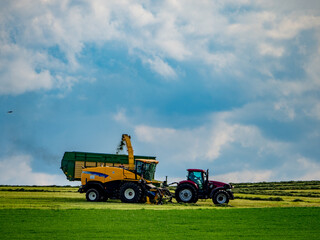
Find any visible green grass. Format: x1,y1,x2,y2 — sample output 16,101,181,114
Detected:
0,182,319,239
0,208,319,239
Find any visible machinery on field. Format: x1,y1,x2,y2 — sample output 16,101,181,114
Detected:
61,134,233,205
175,169,234,205
76,134,171,204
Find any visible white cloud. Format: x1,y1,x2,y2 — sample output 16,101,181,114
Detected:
0,0,119,95
135,111,287,164
127,3,156,27
259,43,284,57
274,156,320,181
205,121,236,160
273,101,296,121
0,44,53,95
0,154,73,185
2,0,320,95
215,170,274,183
145,56,177,78
113,108,129,124
266,15,320,40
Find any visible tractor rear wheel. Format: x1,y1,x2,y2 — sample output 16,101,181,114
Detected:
175,183,198,203
120,182,142,203
212,190,229,205
86,188,100,202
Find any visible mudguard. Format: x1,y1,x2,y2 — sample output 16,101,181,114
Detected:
210,187,234,199
82,181,105,193
178,180,198,189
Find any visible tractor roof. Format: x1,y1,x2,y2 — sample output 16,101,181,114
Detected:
187,169,206,173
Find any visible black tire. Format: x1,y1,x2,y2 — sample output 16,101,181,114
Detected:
119,182,142,203
175,183,198,203
212,190,229,205
86,188,100,202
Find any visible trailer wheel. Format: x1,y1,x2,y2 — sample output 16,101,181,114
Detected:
212,190,229,205
86,188,100,202
175,183,198,203
120,182,142,203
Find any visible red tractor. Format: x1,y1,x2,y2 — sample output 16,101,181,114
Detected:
175,169,234,204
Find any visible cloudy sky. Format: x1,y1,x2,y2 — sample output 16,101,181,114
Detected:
1,0,320,185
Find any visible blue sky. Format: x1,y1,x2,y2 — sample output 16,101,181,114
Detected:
1,0,320,185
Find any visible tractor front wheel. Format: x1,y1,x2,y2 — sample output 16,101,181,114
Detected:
212,190,229,205
120,182,142,203
175,183,198,203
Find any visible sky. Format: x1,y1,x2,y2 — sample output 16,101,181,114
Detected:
1,0,320,185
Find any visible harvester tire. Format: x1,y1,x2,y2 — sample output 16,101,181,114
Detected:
86,188,100,202
212,190,229,205
175,183,198,203
120,182,142,203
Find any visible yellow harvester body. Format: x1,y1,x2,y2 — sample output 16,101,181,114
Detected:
78,134,170,204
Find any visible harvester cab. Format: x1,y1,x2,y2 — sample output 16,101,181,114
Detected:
135,159,159,181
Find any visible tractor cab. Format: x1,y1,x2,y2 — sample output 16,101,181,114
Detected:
135,159,159,181
187,169,208,190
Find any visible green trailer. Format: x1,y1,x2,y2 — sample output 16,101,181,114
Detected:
61,151,156,181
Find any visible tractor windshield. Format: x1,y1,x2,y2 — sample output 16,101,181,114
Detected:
188,171,204,189
135,160,158,181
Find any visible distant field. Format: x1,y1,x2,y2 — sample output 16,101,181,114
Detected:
0,181,319,239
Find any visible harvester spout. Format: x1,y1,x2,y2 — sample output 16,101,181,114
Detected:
122,134,135,171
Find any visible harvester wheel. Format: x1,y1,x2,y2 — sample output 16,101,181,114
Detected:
86,188,100,202
212,190,229,205
175,183,198,203
120,182,142,203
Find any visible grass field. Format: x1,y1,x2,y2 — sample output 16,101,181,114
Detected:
1,208,319,239
0,181,319,239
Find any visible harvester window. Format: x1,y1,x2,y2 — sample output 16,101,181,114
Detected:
135,160,156,181
136,161,143,174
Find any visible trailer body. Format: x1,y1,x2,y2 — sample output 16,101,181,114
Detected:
61,151,156,181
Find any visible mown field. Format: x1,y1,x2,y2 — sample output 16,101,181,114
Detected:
0,181,319,239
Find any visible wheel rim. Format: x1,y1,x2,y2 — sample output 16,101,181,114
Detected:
88,191,97,201
124,188,135,200
179,189,192,202
216,193,227,204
